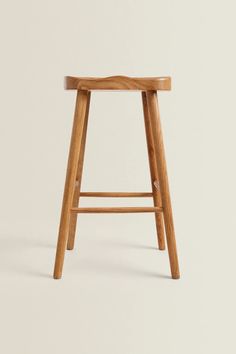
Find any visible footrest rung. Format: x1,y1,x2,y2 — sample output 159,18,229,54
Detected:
71,206,162,213
80,192,153,198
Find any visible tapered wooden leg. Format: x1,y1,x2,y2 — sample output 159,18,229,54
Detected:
146,91,180,279
67,92,91,250
142,92,165,250
53,90,90,279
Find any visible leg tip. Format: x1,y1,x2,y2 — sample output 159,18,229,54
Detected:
53,274,62,280
67,241,74,250
53,269,62,279
159,246,165,251
172,273,180,280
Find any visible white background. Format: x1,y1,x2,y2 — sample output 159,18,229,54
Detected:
0,1,235,353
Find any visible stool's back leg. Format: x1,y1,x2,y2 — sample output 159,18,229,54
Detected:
146,91,180,279
142,92,165,250
53,90,90,279
67,92,91,250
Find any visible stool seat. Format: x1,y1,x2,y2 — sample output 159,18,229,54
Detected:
65,75,171,91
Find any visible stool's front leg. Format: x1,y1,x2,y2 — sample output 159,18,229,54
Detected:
146,91,180,279
67,92,91,250
53,90,90,279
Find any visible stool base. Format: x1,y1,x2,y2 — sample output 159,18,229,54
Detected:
53,89,180,280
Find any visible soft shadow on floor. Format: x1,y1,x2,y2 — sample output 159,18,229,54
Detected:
71,258,171,280
0,235,55,250
0,235,170,280
119,243,158,251
0,235,55,279
23,270,53,279
97,238,159,251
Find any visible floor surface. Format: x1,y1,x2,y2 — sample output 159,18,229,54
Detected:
1,199,235,354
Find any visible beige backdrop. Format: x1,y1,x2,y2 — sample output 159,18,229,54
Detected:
0,0,235,353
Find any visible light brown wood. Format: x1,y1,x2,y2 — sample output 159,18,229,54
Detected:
79,192,153,197
53,90,90,279
71,207,162,213
54,76,180,279
142,91,165,250
146,91,180,279
67,92,91,250
65,76,171,91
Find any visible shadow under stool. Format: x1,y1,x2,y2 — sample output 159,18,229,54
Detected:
53,75,180,279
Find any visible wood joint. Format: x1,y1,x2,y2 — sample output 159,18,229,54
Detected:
154,180,160,191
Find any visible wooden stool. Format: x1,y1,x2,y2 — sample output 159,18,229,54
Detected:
53,75,180,279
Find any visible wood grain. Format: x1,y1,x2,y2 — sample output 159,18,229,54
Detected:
65,75,171,91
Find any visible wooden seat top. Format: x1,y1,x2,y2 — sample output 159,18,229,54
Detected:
65,75,171,91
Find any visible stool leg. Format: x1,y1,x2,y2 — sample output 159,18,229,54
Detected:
142,92,165,250
53,90,90,279
146,91,180,279
67,92,91,250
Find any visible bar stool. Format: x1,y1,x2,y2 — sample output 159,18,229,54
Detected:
53,75,180,279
